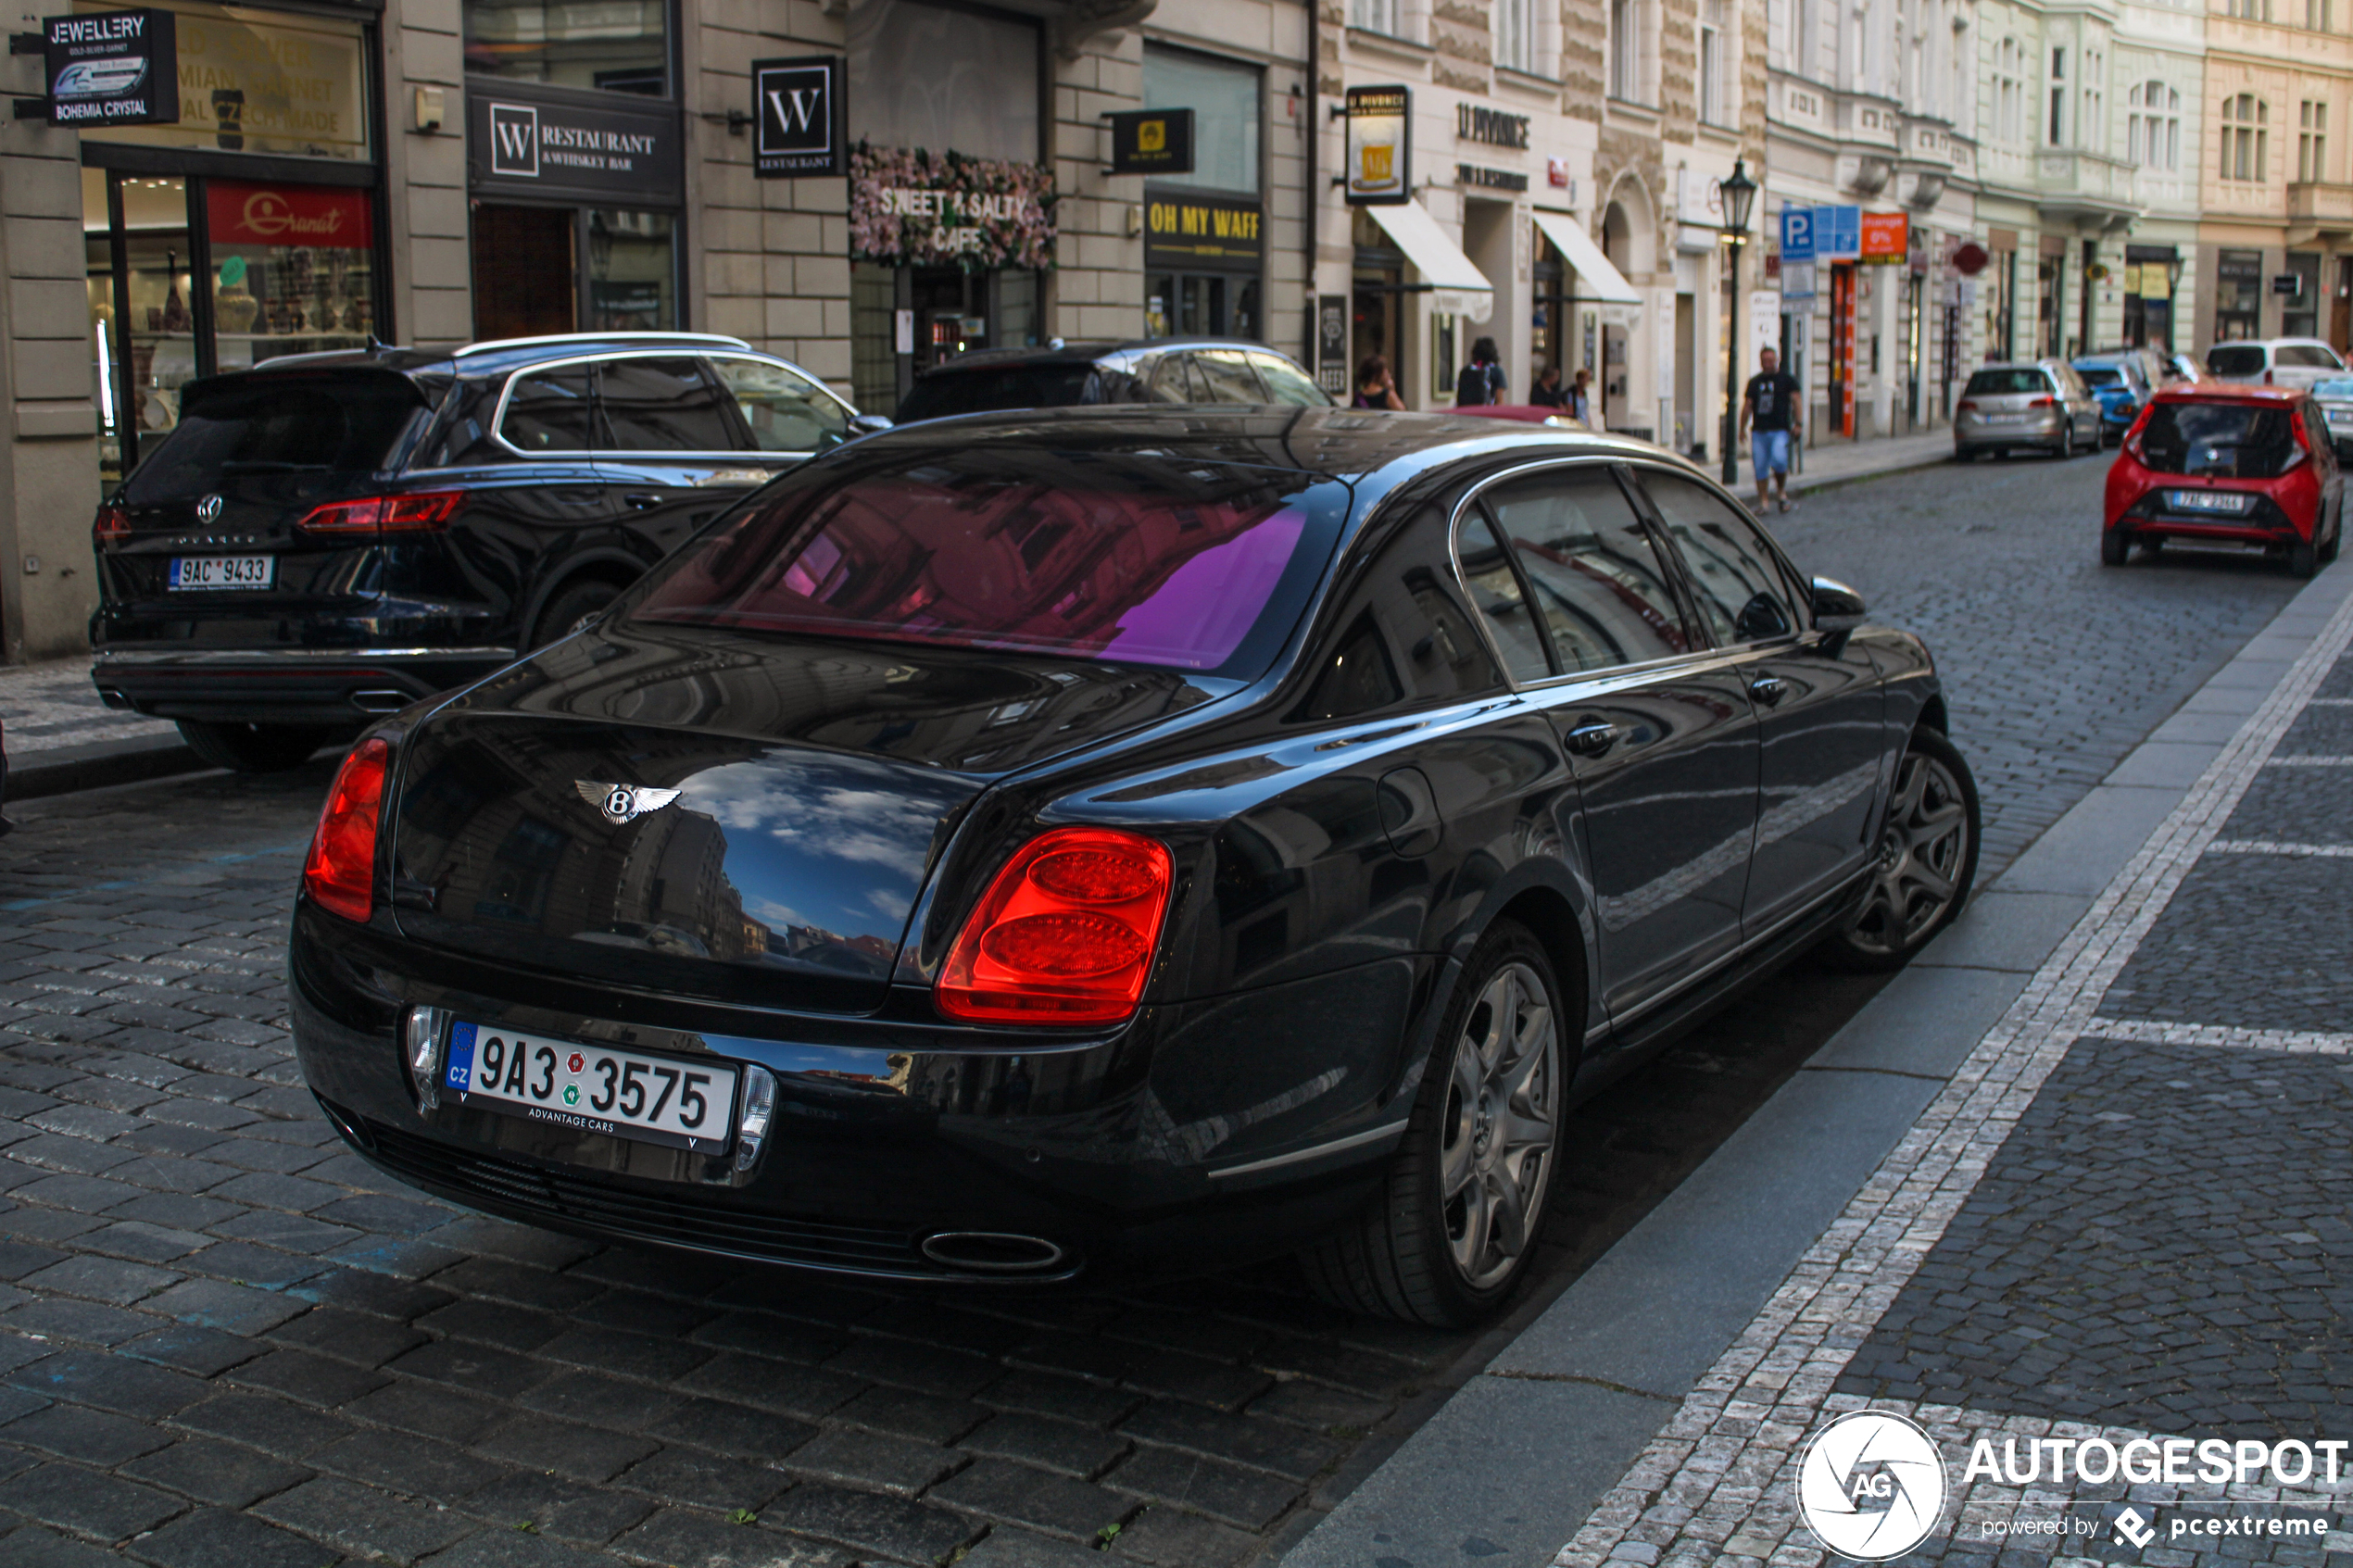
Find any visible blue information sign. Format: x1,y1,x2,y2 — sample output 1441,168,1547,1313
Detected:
1818,205,1862,261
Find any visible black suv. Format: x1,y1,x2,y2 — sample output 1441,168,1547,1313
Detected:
891,336,1330,422
91,332,869,772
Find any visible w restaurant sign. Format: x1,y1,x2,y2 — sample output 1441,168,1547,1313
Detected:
467,80,683,205
752,56,843,179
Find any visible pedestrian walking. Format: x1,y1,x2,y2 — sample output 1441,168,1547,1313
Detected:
1353,355,1405,410
1529,362,1567,408
1740,345,1803,514
1567,368,1595,425
1453,336,1506,408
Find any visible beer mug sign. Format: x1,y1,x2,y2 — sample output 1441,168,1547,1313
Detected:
1344,85,1411,205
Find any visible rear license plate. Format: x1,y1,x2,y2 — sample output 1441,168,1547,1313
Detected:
2166,490,2254,514
169,556,274,591
443,1022,737,1154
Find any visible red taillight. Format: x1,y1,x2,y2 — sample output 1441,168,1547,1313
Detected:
2122,406,2153,460
1956,397,1979,413
2266,369,2276,385
937,827,1174,1025
2028,395,2057,409
94,504,130,548
296,491,465,536
302,738,390,922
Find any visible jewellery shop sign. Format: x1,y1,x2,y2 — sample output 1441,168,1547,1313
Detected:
850,144,1056,270
40,8,179,127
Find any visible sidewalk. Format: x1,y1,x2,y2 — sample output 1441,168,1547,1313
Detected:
0,654,196,799
1277,558,2353,1567
1730,428,1957,495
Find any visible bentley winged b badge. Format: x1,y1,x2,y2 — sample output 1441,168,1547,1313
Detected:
576,781,682,824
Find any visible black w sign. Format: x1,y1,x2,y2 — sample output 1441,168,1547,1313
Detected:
754,56,843,179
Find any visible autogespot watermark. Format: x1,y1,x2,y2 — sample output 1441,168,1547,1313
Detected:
1795,1413,2343,1561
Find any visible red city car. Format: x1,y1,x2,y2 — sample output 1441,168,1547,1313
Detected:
2104,383,2345,577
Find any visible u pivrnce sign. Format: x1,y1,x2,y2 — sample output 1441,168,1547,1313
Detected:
753,56,843,179
1344,84,1411,206
44,8,177,128
468,82,683,205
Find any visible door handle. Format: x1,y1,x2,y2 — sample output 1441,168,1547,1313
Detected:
1749,675,1786,706
1566,719,1619,758
623,492,663,509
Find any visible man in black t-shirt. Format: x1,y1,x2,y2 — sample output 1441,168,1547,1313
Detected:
1739,346,1804,513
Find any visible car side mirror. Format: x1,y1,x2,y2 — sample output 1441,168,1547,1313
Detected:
846,413,894,439
1811,575,1867,633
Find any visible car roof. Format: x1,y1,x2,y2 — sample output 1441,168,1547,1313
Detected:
915,337,1299,376
2151,382,2308,403
1971,361,2060,373
174,333,808,388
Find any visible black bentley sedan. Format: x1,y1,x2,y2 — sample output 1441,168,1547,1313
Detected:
89,332,869,773
891,337,1329,423
291,408,1978,1326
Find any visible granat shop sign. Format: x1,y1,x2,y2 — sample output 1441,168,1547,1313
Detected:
849,144,1055,270
206,182,372,249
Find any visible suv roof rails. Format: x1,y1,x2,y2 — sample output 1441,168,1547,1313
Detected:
451,332,753,358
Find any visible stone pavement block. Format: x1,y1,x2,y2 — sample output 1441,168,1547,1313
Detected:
1102,1445,1300,1531
226,1347,390,1408
1804,964,2026,1080
117,1324,260,1378
536,1325,714,1383
611,1508,852,1567
686,1311,852,1366
432,1259,605,1316
78,1222,211,1265
109,1195,241,1233
313,1425,497,1499
7,1351,210,1418
642,1396,819,1461
15,1255,178,1306
252,1474,477,1562
132,1504,346,1568
139,1277,309,1336
0,1521,130,1568
267,1304,428,1367
781,1426,958,1498
1008,1335,1272,1412
0,1456,186,1539
0,1241,68,1280
475,1416,660,1484
519,1370,690,1429
675,1354,865,1422
567,1289,711,1338
460,1470,655,1545
118,1436,313,1508
1109,1504,1262,1568
827,1384,988,1446
206,1172,341,1214
822,1335,999,1399
1119,1400,1340,1482
1914,890,2091,973
174,1240,326,1289
390,1337,557,1400
2106,739,2225,787
291,1267,455,1322
959,1411,1129,1480
929,1456,1131,1540
169,1392,353,1459
344,1379,510,1444
1243,1380,1392,1435
957,1524,1109,1567
1994,783,2185,898
0,1400,172,1465
418,1525,619,1568
424,1218,598,1273
761,1480,981,1563
418,1297,570,1352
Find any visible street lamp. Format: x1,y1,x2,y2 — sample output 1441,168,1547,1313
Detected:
1718,157,1757,486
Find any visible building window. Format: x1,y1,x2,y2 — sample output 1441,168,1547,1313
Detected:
1996,38,2022,144
1497,0,1534,72
1352,0,1400,35
465,0,671,94
2128,82,2181,170
2302,100,2328,180
1701,0,1729,123
1611,0,1638,98
2049,48,2065,145
2227,0,2272,18
2223,94,2270,182
2310,0,2332,27
2082,50,2103,151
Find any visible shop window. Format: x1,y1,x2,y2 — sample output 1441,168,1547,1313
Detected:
589,210,675,330
472,206,676,342
464,0,669,95
848,0,1038,164
1143,47,1260,196
81,1,370,161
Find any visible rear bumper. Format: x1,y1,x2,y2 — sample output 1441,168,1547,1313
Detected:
2110,488,2314,543
91,646,516,726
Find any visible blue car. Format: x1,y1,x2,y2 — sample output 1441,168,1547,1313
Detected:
2072,350,2162,445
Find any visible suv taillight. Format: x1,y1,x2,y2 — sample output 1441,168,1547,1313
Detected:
302,738,390,922
296,491,466,536
94,504,130,549
937,827,1175,1025
2028,395,2057,409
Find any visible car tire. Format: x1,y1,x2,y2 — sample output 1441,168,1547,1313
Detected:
2290,538,2320,579
2322,519,2343,566
1818,726,1981,973
176,721,339,775
2101,529,2131,566
529,578,626,650
1301,921,1566,1326
2139,533,2166,559
1956,447,1977,463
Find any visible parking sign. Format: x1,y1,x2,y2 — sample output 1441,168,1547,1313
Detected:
1780,207,1815,264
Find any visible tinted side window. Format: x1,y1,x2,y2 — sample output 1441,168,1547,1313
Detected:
1484,470,1688,673
500,367,594,453
599,358,739,451
2283,345,2347,369
1250,353,1329,407
711,357,847,453
1299,505,1504,719
1195,350,1269,403
1641,472,1799,645
1454,510,1551,683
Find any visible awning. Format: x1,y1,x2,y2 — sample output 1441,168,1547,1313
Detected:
1531,208,1642,320
1365,199,1494,322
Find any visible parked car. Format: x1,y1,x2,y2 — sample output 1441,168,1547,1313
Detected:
1954,360,2104,460
89,332,873,773
2104,383,2344,576
891,337,1330,423
2204,337,2349,391
2072,349,2165,445
1452,404,1585,427
290,407,1980,1326
2166,350,2209,383
2310,375,2353,461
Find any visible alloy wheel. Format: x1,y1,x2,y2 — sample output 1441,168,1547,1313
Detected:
1438,960,1558,1289
1847,749,1972,957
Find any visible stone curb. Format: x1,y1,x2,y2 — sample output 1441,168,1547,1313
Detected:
1276,557,2353,1568
6,732,207,804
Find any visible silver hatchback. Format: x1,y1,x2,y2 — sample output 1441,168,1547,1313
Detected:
1954,360,2104,460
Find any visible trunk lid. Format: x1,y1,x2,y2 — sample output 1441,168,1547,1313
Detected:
385,624,1216,1013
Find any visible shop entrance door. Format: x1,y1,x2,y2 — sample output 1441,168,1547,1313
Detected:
472,206,577,341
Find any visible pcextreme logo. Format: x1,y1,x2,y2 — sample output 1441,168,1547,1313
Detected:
1795,1411,1948,1561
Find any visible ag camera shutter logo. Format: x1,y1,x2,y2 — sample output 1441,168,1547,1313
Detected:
1796,1411,1948,1560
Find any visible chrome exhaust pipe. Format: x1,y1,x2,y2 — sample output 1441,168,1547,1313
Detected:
919,1231,1069,1273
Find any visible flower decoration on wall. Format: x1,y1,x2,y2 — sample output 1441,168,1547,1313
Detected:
849,142,1057,271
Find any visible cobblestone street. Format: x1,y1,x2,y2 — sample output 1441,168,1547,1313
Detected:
0,453,2324,1568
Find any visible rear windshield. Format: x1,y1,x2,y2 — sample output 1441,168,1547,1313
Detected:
122,374,425,502
628,449,1340,675
2208,345,2267,376
1965,369,2051,395
2138,401,2303,477
895,365,1139,422
2078,367,2123,388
